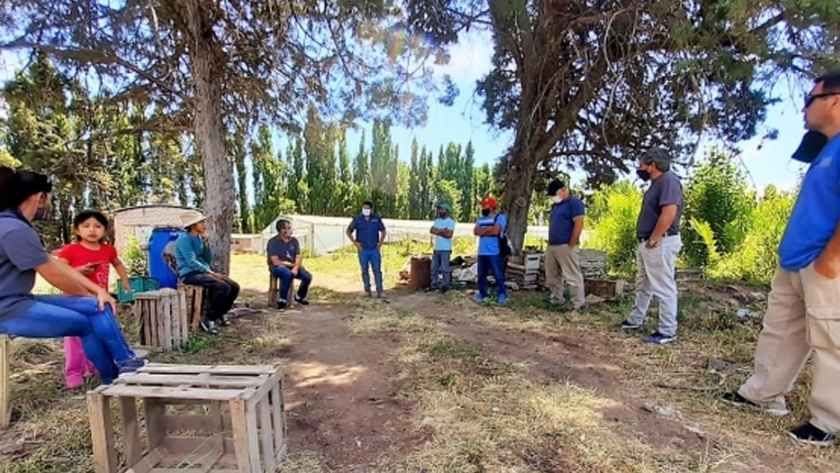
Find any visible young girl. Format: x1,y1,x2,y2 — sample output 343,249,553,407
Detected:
58,210,132,389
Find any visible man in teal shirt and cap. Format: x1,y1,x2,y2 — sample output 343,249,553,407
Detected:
429,203,456,293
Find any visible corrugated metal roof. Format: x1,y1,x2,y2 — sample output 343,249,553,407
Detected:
113,204,198,214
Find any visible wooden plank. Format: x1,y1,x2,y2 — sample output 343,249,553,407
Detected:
162,436,236,455
144,399,167,450
155,298,165,348
103,384,251,401
88,391,116,473
229,399,255,473
163,413,233,432
169,292,180,348
136,364,278,375
268,275,278,307
125,446,168,473
259,397,275,471
192,287,204,332
120,397,143,466
244,399,261,473
162,293,173,350
0,335,9,429
179,289,189,345
117,373,269,388
271,383,284,458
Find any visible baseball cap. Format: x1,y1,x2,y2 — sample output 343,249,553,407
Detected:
480,197,498,209
437,203,452,213
546,179,566,196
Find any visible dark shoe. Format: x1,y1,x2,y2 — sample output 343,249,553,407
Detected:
200,316,219,335
216,315,231,327
573,305,587,314
788,423,837,447
644,331,677,345
276,299,287,311
365,291,372,298
376,292,383,299
118,357,147,377
616,320,642,330
424,286,437,293
439,286,449,294
721,391,789,417
294,295,310,306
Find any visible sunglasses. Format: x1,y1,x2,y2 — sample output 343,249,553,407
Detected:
804,92,840,108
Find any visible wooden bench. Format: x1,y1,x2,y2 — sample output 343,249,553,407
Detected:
88,363,286,473
179,283,209,332
268,275,295,309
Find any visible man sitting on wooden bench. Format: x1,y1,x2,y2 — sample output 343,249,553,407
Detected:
175,211,240,334
267,219,312,311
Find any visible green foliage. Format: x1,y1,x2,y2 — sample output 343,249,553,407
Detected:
123,236,148,277
584,181,643,276
681,149,753,267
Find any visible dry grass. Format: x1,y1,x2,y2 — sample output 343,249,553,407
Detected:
6,250,840,473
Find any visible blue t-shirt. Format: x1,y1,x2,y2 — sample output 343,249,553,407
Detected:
433,217,456,251
548,196,585,245
347,214,386,250
779,134,840,271
175,233,213,276
0,210,50,320
476,213,507,256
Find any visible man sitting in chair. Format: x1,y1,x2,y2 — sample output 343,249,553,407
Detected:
267,219,312,310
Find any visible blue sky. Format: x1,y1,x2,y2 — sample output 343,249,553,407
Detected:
0,31,812,192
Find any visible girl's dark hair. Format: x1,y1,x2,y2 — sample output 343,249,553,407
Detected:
0,166,53,211
73,210,109,241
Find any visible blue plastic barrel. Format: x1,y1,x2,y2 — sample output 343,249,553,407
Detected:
148,227,184,289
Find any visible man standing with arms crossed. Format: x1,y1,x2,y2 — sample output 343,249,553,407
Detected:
616,148,683,345
544,179,586,311
473,197,508,304
722,70,840,446
428,203,455,293
346,201,387,297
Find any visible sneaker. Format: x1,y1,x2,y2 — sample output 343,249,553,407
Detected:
474,293,488,303
424,286,437,293
721,391,789,417
276,299,287,311
497,294,508,305
376,292,384,299
788,423,837,447
644,331,677,345
439,287,449,294
216,315,231,327
66,374,85,390
616,320,642,330
118,357,147,377
200,316,218,334
294,295,310,306
365,291,372,298
573,305,587,313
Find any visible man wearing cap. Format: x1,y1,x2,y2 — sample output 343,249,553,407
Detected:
174,211,240,335
545,179,586,310
473,197,508,304
346,201,387,297
428,203,456,293
616,148,683,345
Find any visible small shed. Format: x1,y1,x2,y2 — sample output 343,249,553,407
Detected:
112,204,197,253
231,233,267,254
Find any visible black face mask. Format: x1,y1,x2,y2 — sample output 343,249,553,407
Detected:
792,130,828,163
438,212,446,218
636,169,651,182
481,208,491,217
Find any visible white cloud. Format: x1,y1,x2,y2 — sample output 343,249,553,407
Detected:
435,30,495,84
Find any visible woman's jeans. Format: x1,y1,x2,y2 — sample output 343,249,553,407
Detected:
0,295,135,383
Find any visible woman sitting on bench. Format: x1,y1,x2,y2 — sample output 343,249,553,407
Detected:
0,167,146,384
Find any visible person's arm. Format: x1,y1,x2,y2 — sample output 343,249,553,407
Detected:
378,219,387,248
175,236,211,273
111,250,132,292
439,220,454,239
570,201,585,247
346,218,361,249
430,225,440,235
201,238,213,265
648,178,681,247
36,258,104,296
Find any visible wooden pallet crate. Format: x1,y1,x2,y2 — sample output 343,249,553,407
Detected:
134,289,189,351
88,363,286,473
179,284,209,332
267,275,295,309
0,335,9,429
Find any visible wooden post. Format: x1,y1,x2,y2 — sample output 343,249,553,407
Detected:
0,335,9,429
309,222,316,256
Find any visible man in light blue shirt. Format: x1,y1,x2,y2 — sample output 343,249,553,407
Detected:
473,197,508,304
428,203,455,293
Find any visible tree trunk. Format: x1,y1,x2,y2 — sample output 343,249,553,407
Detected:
501,152,537,254
184,4,234,274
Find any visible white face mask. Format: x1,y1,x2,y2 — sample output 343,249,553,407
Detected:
362,208,371,217
285,229,293,237
552,196,562,204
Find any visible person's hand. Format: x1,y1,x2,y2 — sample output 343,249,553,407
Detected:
354,241,362,250
645,239,660,250
569,240,579,248
77,263,96,275
377,241,383,249
122,281,132,293
96,288,117,313
209,271,224,280
200,232,210,244
814,254,840,280
292,268,299,276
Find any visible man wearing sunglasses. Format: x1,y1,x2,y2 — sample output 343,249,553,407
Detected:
722,70,840,447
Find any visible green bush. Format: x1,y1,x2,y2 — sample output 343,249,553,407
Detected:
123,235,149,277
585,181,642,276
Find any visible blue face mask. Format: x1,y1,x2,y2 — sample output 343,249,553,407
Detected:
792,130,828,163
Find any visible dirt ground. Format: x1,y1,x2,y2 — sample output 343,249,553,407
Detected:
2,276,839,473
